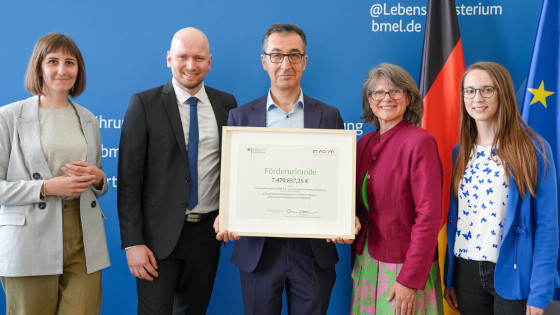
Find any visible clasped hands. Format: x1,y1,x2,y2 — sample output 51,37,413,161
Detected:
43,161,104,197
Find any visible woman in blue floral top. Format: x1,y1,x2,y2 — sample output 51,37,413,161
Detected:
444,62,559,315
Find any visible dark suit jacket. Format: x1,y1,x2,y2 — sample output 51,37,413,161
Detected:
117,81,237,259
228,94,343,272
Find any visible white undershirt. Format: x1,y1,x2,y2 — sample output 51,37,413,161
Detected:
38,104,87,201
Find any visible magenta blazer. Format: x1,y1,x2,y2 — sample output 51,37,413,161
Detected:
352,120,443,290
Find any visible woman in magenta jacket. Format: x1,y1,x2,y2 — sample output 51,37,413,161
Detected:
351,63,443,314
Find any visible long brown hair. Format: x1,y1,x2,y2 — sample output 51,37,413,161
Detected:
452,62,545,198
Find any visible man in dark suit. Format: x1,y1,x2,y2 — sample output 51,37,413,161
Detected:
215,24,359,315
118,27,237,315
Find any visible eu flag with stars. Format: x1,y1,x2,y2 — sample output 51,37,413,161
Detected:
520,0,560,300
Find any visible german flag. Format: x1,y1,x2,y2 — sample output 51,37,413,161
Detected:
419,0,464,313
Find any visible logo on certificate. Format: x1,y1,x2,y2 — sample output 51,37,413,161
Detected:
312,147,336,157
246,146,266,157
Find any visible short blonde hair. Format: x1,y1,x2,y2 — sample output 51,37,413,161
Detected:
25,33,86,98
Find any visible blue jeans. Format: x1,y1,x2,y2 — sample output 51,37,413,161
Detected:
453,256,526,315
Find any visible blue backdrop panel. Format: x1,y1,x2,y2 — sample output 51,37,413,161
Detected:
0,0,545,314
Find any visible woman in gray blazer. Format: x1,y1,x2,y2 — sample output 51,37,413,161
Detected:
0,33,110,315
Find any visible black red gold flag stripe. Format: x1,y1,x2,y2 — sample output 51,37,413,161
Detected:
419,1,465,313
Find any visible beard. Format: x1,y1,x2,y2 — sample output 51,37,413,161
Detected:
177,78,203,91
173,70,207,93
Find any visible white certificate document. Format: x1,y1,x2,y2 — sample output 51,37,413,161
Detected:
236,144,338,221
219,127,356,239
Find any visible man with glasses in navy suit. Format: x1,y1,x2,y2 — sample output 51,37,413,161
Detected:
215,23,359,315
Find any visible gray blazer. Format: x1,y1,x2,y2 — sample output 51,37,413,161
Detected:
0,96,110,276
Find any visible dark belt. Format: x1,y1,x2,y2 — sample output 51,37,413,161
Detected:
185,210,218,223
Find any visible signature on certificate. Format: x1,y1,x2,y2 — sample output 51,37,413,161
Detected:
286,209,319,217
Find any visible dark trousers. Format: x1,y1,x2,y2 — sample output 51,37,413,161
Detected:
454,256,526,315
239,238,336,315
137,214,221,315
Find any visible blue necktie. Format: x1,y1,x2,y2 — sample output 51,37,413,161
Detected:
187,97,199,210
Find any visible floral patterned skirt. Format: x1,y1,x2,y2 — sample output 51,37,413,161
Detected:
351,242,443,315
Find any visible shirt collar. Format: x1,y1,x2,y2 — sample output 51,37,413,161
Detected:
171,78,210,105
266,90,305,111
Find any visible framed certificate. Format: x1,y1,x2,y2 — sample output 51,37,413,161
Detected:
219,127,356,239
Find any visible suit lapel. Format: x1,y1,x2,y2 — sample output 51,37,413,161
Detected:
206,86,226,147
72,101,96,165
162,81,188,160
252,95,268,127
17,96,53,178
503,174,519,238
303,95,322,128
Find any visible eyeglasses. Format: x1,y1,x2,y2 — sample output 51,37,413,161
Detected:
368,89,405,101
263,52,306,64
462,86,497,99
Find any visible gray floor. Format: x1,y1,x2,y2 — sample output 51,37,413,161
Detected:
544,300,560,314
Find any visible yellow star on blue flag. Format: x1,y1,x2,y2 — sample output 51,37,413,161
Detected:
520,0,560,300
527,81,555,108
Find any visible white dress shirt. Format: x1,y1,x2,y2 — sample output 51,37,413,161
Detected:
266,90,304,128
172,79,220,214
